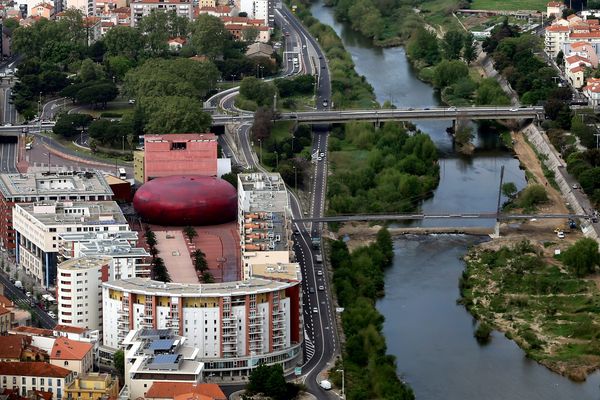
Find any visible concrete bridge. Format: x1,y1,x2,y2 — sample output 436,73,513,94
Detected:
211,106,544,126
293,212,587,223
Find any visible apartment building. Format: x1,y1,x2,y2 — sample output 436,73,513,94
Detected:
0,171,113,253
122,329,203,400
63,372,119,400
130,0,193,27
239,0,273,28
0,361,75,399
56,257,111,332
102,275,302,379
49,337,94,376
13,201,128,288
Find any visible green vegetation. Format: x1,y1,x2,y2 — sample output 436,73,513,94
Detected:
503,184,548,211
246,364,300,400
145,228,171,283
113,350,125,377
470,0,548,11
329,228,414,400
328,122,439,214
461,239,600,379
291,2,377,108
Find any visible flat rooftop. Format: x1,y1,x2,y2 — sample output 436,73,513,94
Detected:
16,201,128,226
242,211,287,252
250,262,300,282
0,171,113,200
144,133,217,143
238,173,287,198
104,276,295,297
58,256,112,271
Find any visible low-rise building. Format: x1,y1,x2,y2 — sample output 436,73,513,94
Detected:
49,337,94,377
63,372,118,400
546,1,565,18
0,361,75,399
30,3,53,18
583,77,600,107
122,329,204,400
13,200,128,288
145,382,226,400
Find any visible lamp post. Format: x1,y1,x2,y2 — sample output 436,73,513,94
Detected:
258,138,262,164
336,369,345,399
293,165,297,191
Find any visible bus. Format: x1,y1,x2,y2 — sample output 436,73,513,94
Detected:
118,168,127,179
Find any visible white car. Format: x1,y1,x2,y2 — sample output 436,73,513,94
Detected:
48,311,56,319
319,152,325,157
128,99,136,104
317,270,323,276
510,108,519,112
3,123,11,127
447,106,456,111
557,231,565,239
26,291,32,298
313,307,318,313
318,286,324,291
317,157,323,161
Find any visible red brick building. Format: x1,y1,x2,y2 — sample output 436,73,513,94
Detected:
141,133,218,182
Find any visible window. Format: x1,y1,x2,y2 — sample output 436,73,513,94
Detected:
48,379,52,386
40,378,44,385
32,378,36,385
21,377,25,384
57,380,61,387
171,142,187,150
64,361,69,366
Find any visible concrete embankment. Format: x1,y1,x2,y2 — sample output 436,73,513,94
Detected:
388,226,494,236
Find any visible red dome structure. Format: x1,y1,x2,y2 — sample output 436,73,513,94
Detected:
133,176,237,226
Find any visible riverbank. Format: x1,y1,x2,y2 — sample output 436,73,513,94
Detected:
461,236,600,381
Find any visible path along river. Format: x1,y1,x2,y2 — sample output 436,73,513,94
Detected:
309,2,600,398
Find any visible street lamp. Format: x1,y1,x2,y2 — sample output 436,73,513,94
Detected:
336,369,345,399
293,165,297,191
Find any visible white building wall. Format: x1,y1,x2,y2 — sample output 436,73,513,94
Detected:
57,263,102,331
102,293,120,349
258,302,269,353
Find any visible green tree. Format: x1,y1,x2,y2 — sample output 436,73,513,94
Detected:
433,60,469,88
141,96,212,134
138,10,189,56
75,82,118,107
200,271,214,283
53,113,93,138
79,58,102,82
192,250,208,273
152,257,171,282
113,350,125,377
184,226,198,242
516,184,548,208
252,106,273,141
145,228,157,248
190,14,230,60
239,77,277,106
463,33,477,64
442,30,464,60
221,172,238,188
562,238,600,277
242,26,260,43
502,182,518,199
105,55,135,82
102,26,145,59
407,28,440,66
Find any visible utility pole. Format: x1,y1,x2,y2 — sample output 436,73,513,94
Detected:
594,133,600,149
496,165,505,218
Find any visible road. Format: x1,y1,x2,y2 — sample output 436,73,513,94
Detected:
0,272,56,329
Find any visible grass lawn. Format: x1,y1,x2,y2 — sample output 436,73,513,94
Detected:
470,0,548,11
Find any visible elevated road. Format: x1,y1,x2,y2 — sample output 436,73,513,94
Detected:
210,106,544,125
294,212,589,223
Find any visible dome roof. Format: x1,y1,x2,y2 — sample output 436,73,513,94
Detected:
133,176,237,226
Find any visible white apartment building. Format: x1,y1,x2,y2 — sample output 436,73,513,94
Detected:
130,0,193,27
123,329,203,400
0,361,75,399
64,0,94,15
13,201,129,288
237,173,293,280
56,256,111,332
102,276,302,379
545,24,570,57
58,231,150,279
239,0,273,27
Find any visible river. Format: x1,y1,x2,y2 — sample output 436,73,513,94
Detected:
309,2,600,398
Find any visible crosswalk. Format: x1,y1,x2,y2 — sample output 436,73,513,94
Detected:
304,329,315,360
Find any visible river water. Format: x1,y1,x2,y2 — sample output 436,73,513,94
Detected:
309,2,600,398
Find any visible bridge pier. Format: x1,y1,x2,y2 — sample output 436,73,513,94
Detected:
491,221,501,238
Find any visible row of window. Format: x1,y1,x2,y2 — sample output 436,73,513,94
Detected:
2,376,62,387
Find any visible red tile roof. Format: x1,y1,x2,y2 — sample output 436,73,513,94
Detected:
546,25,569,32
50,337,93,360
547,1,563,6
570,31,600,38
0,294,14,308
54,324,87,335
10,326,53,336
0,362,71,378
145,383,226,400
570,65,586,73
0,305,10,316
0,335,29,359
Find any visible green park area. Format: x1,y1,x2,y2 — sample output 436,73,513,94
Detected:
470,0,549,11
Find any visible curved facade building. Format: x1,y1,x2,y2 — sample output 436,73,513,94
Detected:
102,276,302,379
133,176,237,226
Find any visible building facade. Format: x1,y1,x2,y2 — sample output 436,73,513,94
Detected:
102,277,302,379
239,0,273,27
0,171,113,253
64,372,119,400
141,133,218,182
56,257,111,332
0,361,75,399
49,337,94,377
13,201,128,288
130,0,193,26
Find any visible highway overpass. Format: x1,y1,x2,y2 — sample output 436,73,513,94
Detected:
211,106,544,126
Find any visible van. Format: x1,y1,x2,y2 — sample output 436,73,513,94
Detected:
119,168,126,179
14,280,23,289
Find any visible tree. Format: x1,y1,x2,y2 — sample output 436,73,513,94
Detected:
502,182,518,199
141,96,212,134
105,55,135,82
53,113,93,138
145,228,157,248
516,184,548,208
79,58,102,82
75,82,118,107
113,350,125,377
407,28,440,66
103,26,145,59
190,14,230,60
562,238,600,277
184,226,197,242
200,271,214,283
138,10,189,56
462,33,477,64
152,257,171,282
221,172,238,188
433,60,469,89
442,31,464,60
252,106,273,141
556,50,564,67
239,77,277,106
242,26,260,43
192,250,208,273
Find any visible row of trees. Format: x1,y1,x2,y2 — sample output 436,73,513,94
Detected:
183,226,214,283
329,229,414,400
145,228,171,282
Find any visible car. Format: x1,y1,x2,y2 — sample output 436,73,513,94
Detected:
318,286,324,291
48,311,56,319
313,307,318,313
26,291,32,298
322,100,328,107
309,287,315,294
447,106,456,111
128,99,136,104
572,184,579,189
557,231,565,239
317,270,323,276
285,32,290,36
288,57,292,61
317,157,323,161
510,108,519,112
319,152,325,157
319,55,323,59
424,107,430,110
3,123,11,127
303,44,307,49
321,64,325,69
407,107,414,111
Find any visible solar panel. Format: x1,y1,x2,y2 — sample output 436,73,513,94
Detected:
149,339,175,351
148,354,180,370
